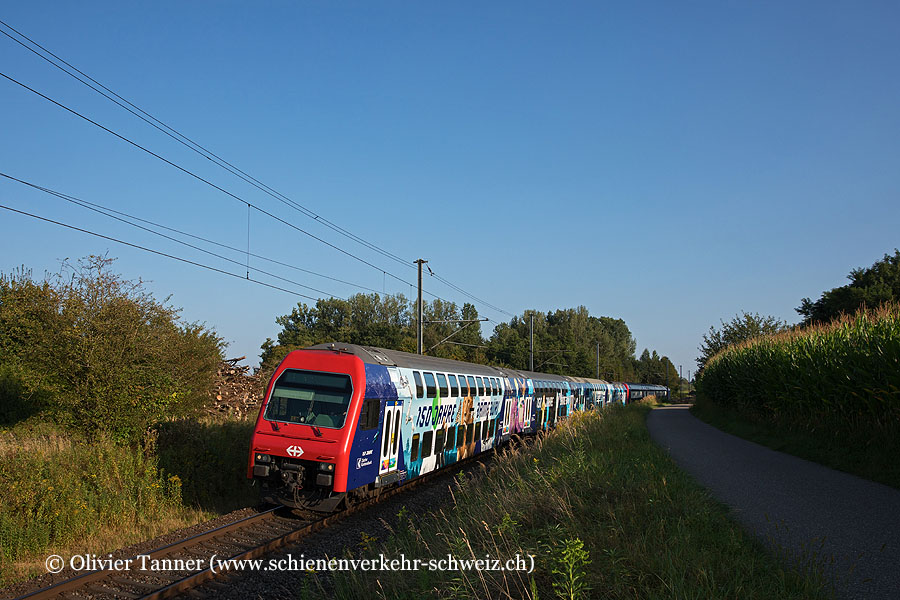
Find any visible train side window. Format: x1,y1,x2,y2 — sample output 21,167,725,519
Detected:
422,430,433,457
360,398,380,430
467,376,476,397
457,426,465,447
448,375,458,398
434,429,445,453
413,372,424,399
474,421,482,442
476,377,484,397
466,422,474,443
437,374,449,399
411,433,420,461
447,426,457,450
424,373,437,399
383,414,392,456
393,411,401,453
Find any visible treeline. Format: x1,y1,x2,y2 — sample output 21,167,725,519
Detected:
260,295,677,383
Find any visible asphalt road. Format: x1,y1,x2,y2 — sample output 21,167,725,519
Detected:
646,405,900,600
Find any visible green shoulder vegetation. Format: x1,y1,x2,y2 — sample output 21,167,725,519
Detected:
327,404,827,600
0,257,258,585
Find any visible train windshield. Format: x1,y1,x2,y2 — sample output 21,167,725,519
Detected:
264,369,353,429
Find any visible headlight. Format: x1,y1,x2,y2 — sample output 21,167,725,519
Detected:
255,453,271,463
319,462,334,472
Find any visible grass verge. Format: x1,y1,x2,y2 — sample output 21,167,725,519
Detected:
327,404,829,600
0,416,257,586
691,396,900,491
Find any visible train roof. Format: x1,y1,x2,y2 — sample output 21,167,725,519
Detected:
306,343,503,377
304,343,617,385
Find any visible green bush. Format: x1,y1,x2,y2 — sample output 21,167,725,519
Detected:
0,256,224,443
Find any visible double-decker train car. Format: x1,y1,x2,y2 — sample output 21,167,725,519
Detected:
247,343,667,511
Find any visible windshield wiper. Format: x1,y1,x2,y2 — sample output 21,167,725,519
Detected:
310,424,323,437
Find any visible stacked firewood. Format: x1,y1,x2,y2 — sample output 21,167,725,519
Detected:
206,357,266,419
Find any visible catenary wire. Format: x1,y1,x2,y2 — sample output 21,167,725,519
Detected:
0,21,517,319
0,202,324,302
0,19,414,272
0,172,347,300
0,70,431,297
0,172,384,296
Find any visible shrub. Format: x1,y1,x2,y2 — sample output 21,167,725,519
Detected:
0,256,224,443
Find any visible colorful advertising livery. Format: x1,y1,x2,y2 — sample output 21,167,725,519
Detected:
248,343,667,512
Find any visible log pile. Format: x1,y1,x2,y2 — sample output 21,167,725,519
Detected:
206,357,266,419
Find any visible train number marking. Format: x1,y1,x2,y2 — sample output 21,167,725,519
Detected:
286,445,304,457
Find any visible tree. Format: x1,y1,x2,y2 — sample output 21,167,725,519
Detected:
697,311,789,371
260,293,414,368
797,250,900,325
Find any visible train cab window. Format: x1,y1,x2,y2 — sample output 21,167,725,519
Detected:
467,376,476,397
411,433,420,461
437,374,449,399
422,431,433,457
447,426,457,450
457,426,465,447
359,398,380,430
474,421,482,442
434,429,445,454
476,377,484,397
448,375,459,398
424,373,437,399
413,372,424,398
264,370,353,429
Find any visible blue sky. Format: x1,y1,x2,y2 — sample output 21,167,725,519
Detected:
1,2,898,375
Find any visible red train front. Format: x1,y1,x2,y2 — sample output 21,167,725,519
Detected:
247,348,366,512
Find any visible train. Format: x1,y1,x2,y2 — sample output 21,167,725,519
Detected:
247,343,668,512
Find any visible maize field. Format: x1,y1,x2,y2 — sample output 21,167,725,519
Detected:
697,304,900,441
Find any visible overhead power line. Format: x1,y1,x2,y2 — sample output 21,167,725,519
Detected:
0,69,426,294
0,19,413,272
0,21,516,319
0,202,324,302
0,172,352,299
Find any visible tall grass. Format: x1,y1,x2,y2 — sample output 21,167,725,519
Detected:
0,415,257,586
329,405,827,600
697,304,900,441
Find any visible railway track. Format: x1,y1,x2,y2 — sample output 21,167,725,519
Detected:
13,448,502,600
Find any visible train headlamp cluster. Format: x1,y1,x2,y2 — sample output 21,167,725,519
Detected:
318,462,335,472
255,453,272,463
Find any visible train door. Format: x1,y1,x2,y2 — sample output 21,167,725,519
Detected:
379,400,401,477
380,367,407,479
